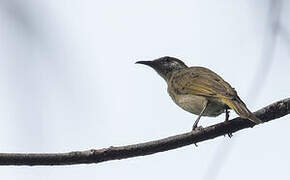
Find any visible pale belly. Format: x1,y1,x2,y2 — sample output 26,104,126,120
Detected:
168,91,226,117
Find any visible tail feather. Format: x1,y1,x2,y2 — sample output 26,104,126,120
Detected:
221,98,263,124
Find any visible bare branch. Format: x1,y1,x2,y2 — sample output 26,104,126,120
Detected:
0,98,289,166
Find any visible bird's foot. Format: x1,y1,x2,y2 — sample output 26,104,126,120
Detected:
192,126,203,147
192,125,203,131
224,132,233,138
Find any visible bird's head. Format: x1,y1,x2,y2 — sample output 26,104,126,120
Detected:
136,56,188,81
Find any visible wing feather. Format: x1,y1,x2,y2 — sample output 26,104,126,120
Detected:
170,67,237,100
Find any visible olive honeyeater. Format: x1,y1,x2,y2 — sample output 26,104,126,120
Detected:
136,56,262,130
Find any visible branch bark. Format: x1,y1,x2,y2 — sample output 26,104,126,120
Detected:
0,98,289,166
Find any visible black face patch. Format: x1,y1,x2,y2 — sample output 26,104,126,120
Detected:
153,57,187,71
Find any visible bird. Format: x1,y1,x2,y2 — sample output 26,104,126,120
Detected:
136,56,262,131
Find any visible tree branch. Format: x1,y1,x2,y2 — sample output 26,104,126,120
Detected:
0,98,289,166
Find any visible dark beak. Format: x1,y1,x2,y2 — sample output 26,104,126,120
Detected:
135,60,154,67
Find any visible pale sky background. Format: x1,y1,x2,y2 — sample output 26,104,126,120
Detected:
0,0,289,179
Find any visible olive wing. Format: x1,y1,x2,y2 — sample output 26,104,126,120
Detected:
170,67,237,100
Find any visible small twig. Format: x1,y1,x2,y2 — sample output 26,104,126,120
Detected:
0,98,289,166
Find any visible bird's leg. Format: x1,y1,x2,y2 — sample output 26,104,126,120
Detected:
192,101,208,130
225,108,230,122
224,108,233,138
